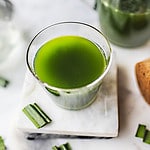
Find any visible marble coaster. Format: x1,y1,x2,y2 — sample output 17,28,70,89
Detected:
16,58,118,138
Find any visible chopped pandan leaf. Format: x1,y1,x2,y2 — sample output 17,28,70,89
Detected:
52,146,59,150
52,143,72,150
23,104,46,128
0,77,9,87
135,124,146,138
63,143,72,150
22,103,52,128
0,136,6,150
143,130,150,144
59,145,67,150
32,103,52,123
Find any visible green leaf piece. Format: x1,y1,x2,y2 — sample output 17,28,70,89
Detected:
52,146,59,150
52,143,72,150
0,136,6,150
63,143,72,150
32,103,52,123
22,103,52,128
135,124,146,138
59,145,67,150
143,130,150,144
0,77,9,87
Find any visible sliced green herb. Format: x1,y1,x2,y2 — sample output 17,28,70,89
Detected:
62,143,72,150
22,103,52,128
0,136,6,150
135,124,146,138
0,77,9,87
52,146,59,150
52,143,72,150
59,145,67,150
23,104,46,128
32,103,52,123
143,130,150,144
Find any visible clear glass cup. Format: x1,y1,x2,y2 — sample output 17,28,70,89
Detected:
26,22,112,110
97,0,150,48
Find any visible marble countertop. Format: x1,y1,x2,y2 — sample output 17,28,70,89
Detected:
0,0,150,149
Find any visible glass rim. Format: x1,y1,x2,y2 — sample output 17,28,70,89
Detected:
26,21,113,92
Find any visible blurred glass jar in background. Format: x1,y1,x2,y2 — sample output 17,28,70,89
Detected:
97,0,150,48
0,0,22,64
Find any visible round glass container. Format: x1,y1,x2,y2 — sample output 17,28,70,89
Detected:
97,0,150,47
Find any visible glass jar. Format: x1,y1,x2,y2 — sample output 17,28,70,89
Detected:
0,0,13,62
0,0,23,65
97,0,150,47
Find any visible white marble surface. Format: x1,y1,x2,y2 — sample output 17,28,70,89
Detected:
0,0,150,149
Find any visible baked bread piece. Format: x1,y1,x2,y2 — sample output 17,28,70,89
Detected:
135,58,150,104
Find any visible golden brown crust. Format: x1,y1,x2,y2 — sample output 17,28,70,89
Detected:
135,58,150,104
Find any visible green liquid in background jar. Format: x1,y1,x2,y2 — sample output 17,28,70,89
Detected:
97,0,150,47
34,36,107,89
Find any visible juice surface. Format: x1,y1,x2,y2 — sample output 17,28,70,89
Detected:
97,0,150,47
34,36,106,89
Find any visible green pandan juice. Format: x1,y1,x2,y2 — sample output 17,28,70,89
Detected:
27,22,112,110
34,36,107,89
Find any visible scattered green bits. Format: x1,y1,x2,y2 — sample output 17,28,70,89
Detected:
0,136,6,150
143,130,150,144
32,103,51,123
135,124,150,145
135,124,146,138
52,142,72,150
0,77,9,87
22,103,52,128
52,146,59,150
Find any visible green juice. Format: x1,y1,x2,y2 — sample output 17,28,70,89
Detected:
34,36,107,89
97,0,150,47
